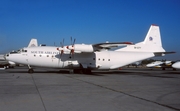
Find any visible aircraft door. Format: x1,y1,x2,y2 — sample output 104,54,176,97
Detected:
95,52,111,69
21,49,29,64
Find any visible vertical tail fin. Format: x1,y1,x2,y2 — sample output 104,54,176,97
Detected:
28,38,38,47
116,25,165,53
142,24,162,46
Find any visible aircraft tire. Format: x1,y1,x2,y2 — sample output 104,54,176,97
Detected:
82,69,92,74
73,69,92,74
162,68,165,70
28,69,34,74
73,69,82,74
173,68,176,71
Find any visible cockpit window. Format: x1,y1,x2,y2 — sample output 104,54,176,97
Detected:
10,50,20,54
22,49,27,52
9,49,27,54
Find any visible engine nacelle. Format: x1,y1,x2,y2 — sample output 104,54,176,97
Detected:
68,44,94,53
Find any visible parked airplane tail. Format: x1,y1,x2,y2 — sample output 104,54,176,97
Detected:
28,38,38,47
116,25,166,53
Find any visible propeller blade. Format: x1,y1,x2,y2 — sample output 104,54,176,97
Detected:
72,38,76,47
68,37,76,59
58,38,65,61
71,36,72,45
60,39,64,48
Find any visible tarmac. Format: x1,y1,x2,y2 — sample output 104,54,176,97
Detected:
0,67,180,111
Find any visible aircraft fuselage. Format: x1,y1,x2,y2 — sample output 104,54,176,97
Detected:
5,46,154,70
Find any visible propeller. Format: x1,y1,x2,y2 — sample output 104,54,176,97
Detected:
60,39,65,57
57,39,65,66
57,39,65,58
67,37,76,58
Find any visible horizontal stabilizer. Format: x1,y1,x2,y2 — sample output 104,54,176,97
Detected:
162,51,176,54
154,51,176,56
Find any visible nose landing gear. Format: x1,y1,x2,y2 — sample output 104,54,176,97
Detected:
28,68,34,73
28,65,34,74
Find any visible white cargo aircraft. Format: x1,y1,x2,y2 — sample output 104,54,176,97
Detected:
4,25,174,73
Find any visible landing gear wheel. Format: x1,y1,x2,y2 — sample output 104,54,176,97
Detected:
73,69,81,74
82,69,92,74
73,69,92,74
173,68,176,71
28,68,34,74
162,68,165,70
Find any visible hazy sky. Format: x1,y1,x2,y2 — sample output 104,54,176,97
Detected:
0,0,180,60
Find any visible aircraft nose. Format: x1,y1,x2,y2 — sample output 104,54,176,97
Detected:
172,62,180,69
4,54,9,60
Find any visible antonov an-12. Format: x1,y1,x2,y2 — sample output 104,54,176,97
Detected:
5,25,174,73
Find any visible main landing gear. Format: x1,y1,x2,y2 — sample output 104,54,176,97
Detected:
73,69,92,74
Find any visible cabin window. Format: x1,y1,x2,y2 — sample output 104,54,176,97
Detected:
47,55,49,57
98,58,100,60
103,59,105,61
21,49,27,52
34,54,36,57
108,59,110,61
40,55,42,57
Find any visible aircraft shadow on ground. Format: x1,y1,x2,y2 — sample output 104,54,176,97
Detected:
7,70,69,74
6,70,142,76
140,74,176,78
5,69,180,78
162,71,180,74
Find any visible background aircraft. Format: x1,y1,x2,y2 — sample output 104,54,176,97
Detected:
172,61,180,69
0,55,10,69
127,61,142,68
146,60,176,70
5,25,174,74
0,54,16,69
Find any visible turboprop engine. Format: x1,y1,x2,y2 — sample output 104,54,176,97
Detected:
67,44,94,53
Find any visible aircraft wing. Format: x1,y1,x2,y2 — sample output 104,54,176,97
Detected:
65,42,133,53
92,42,133,51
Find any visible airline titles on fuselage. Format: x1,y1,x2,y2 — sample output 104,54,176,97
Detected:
31,51,60,55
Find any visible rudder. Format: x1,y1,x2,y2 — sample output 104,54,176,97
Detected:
116,25,165,53
142,24,162,46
